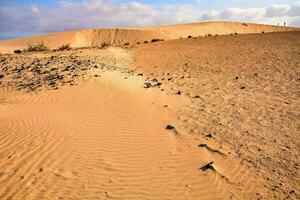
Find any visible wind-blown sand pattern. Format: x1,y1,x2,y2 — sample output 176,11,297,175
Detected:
0,62,258,199
0,22,299,199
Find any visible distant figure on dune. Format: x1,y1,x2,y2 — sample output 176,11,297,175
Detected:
284,22,286,26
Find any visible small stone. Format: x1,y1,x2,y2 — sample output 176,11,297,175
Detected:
154,82,162,87
200,161,215,171
144,82,152,88
165,125,175,130
14,50,22,54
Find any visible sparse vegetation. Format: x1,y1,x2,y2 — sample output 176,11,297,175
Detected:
124,42,130,46
25,42,49,52
57,44,71,51
207,34,212,37
100,42,109,49
136,42,140,45
144,41,148,43
187,35,192,38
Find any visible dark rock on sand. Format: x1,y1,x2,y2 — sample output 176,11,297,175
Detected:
165,125,175,130
200,161,215,171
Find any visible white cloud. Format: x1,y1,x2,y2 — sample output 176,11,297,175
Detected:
265,4,290,17
0,0,299,38
219,8,265,21
288,1,300,16
199,2,300,26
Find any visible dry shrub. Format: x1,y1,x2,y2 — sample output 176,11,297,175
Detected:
100,42,109,49
25,42,49,52
57,44,71,51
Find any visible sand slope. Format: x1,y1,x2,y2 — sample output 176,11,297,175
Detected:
0,49,261,199
0,21,298,53
134,31,300,199
0,26,299,199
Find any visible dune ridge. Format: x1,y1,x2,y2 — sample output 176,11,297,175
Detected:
0,21,298,53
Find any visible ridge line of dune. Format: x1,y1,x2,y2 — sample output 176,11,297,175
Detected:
0,21,299,53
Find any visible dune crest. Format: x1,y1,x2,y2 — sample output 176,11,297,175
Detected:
0,21,298,53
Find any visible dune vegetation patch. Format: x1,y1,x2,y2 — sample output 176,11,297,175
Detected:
25,42,49,52
56,44,71,51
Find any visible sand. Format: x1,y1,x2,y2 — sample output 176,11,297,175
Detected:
0,22,298,53
134,31,300,199
0,48,260,199
0,22,299,199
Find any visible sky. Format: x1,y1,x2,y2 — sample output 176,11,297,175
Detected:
0,0,299,39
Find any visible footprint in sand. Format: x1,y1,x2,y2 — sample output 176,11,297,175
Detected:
54,170,75,179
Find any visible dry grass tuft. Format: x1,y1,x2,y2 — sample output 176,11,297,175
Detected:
25,42,49,52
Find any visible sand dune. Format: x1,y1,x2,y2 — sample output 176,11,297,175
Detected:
0,23,299,199
0,53,260,199
0,21,298,53
134,31,300,199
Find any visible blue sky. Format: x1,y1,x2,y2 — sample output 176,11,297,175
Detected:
0,0,299,39
1,0,296,8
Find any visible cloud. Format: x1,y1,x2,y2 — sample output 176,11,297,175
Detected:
200,7,271,22
199,2,300,26
265,4,290,17
219,8,265,21
0,0,299,39
288,1,300,17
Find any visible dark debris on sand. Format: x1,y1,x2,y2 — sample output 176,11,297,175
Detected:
0,54,99,92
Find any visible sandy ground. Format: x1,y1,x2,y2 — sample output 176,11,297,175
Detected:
0,48,261,200
134,31,300,199
0,29,299,199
